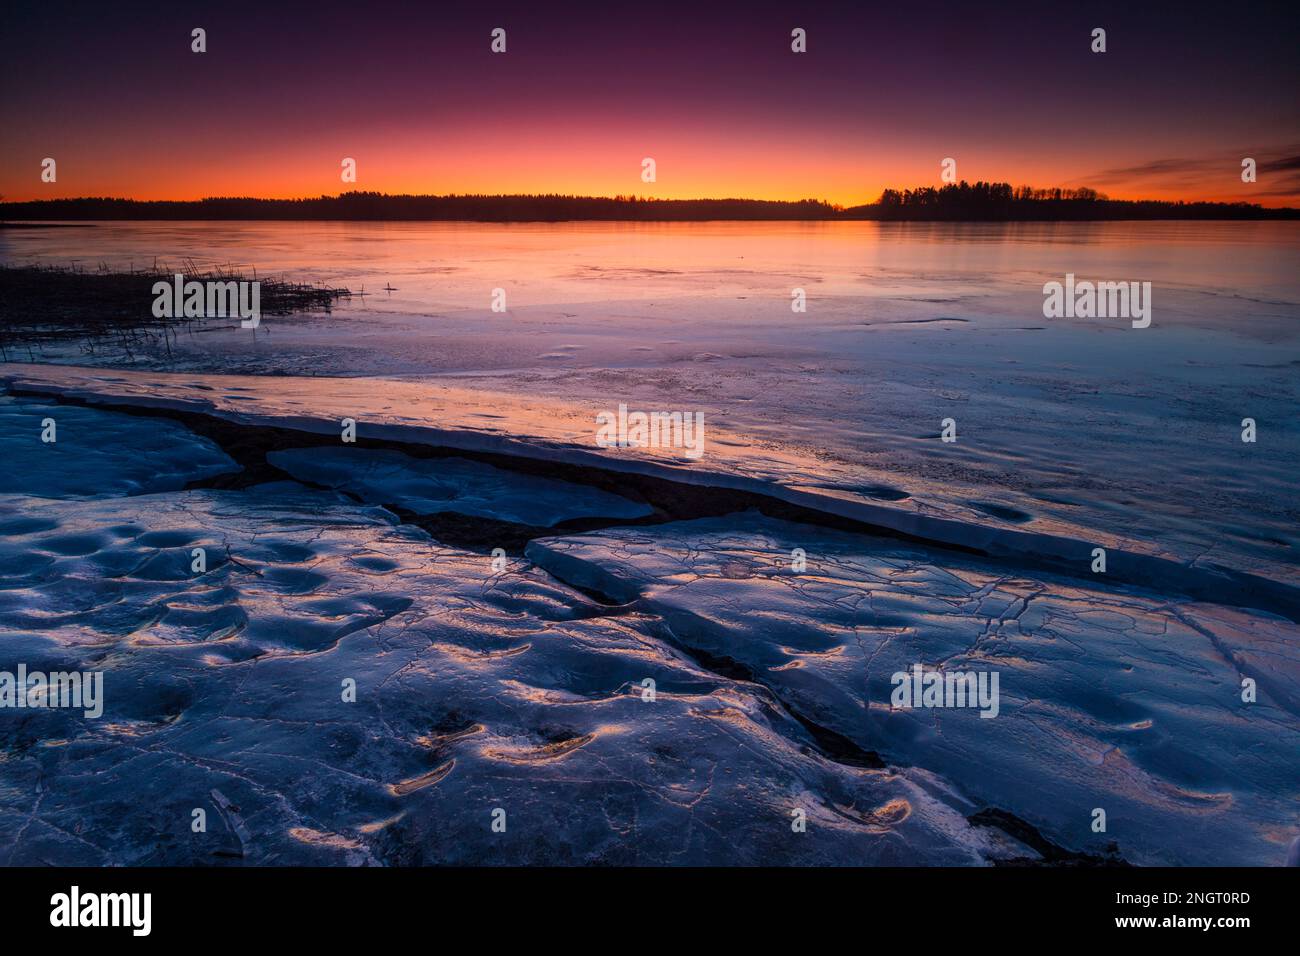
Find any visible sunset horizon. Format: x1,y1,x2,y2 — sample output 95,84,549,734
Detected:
6,181,1300,209
3,1,1297,207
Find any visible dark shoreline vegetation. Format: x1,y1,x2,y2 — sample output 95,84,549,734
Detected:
0,262,349,357
2,182,1297,222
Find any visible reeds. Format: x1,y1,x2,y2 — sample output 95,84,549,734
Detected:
0,260,350,360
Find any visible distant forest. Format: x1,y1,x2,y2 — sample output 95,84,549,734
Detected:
2,184,1296,222
860,182,1297,221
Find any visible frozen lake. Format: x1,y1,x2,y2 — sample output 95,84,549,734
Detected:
5,220,1298,583
1,220,1297,865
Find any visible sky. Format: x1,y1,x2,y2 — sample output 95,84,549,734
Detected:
1,0,1297,206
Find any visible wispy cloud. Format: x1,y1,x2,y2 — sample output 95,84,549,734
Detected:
1084,144,1300,202
1260,153,1300,173
1090,158,1214,182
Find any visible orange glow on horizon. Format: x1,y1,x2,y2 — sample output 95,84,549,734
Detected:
3,119,1295,208
5,164,1292,209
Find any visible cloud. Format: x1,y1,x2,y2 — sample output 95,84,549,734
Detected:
1260,153,1300,173
1083,144,1300,201
1090,158,1214,182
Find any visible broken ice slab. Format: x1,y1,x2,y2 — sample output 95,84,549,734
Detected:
268,446,651,526
3,362,1295,593
0,393,239,498
527,514,1300,866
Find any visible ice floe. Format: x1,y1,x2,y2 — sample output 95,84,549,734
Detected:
268,446,650,526
0,392,238,498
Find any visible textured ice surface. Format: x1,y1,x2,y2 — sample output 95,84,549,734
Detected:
268,446,651,526
0,486,1009,865
528,515,1300,866
0,386,1295,865
0,393,238,498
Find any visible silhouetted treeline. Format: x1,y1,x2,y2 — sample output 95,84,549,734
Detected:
845,181,1297,221
0,193,838,222
2,187,1295,222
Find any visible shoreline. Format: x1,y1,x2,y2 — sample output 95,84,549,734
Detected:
5,360,1297,620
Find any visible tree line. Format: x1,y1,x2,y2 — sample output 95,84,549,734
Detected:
2,186,1294,221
